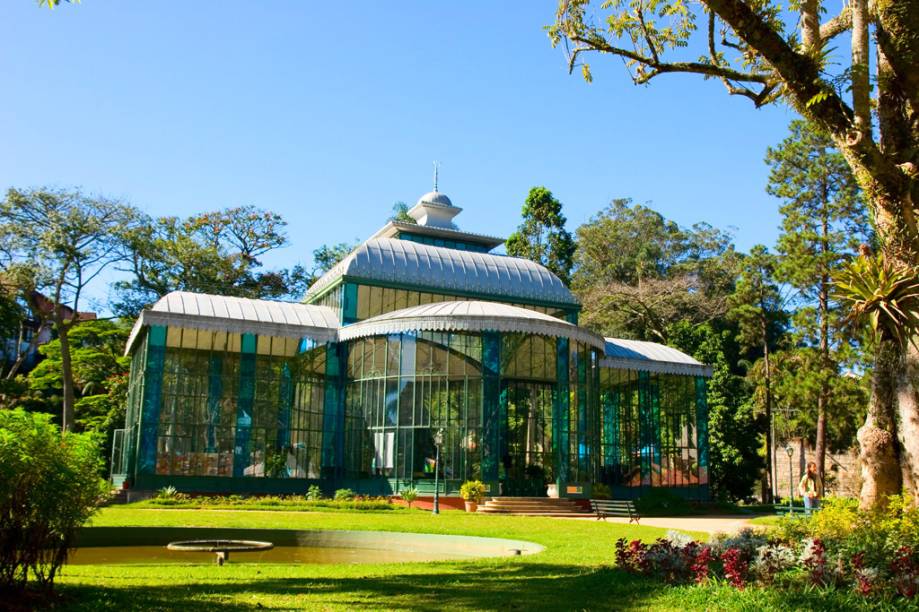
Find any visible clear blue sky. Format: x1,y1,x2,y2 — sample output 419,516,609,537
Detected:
1,1,797,301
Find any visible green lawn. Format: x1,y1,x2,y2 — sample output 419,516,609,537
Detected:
51,506,889,611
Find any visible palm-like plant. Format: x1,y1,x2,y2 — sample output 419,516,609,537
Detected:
834,252,919,347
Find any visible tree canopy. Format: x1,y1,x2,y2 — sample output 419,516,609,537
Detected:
115,206,309,316
505,187,576,285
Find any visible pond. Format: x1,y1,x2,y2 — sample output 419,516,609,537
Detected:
69,527,543,565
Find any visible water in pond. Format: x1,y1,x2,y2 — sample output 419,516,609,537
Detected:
67,545,479,565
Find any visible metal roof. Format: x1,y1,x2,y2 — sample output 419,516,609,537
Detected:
123,293,709,378
306,238,579,306
370,221,505,250
338,301,605,350
602,337,712,377
124,292,339,355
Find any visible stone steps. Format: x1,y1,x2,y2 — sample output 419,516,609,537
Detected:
478,496,589,515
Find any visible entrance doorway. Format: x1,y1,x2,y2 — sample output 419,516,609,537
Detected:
503,380,554,496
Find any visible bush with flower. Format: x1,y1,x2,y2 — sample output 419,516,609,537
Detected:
613,496,919,601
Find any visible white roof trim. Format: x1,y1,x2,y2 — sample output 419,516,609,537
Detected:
306,238,579,307
124,292,338,356
338,301,605,350
601,337,712,377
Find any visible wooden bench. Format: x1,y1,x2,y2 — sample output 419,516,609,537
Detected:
590,499,640,524
774,504,809,516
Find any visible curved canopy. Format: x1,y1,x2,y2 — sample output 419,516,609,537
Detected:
338,300,605,350
125,292,338,355
306,238,579,307
602,338,712,377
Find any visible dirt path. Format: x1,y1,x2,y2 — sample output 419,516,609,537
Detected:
556,514,762,535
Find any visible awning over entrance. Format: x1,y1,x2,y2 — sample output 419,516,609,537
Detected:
601,337,712,377
337,300,606,350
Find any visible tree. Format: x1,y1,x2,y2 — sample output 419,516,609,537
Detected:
669,320,762,500
390,201,417,224
730,245,788,502
760,349,868,457
115,206,309,316
27,319,131,434
836,252,919,508
550,0,919,507
767,120,871,483
309,241,358,286
0,188,138,431
506,187,576,285
573,199,737,342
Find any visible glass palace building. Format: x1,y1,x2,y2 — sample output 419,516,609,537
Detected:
114,191,712,500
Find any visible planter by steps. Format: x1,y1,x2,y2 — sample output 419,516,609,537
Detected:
464,500,478,513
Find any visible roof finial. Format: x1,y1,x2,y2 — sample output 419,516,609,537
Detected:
433,161,439,192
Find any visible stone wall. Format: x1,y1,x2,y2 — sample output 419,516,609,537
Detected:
768,438,859,500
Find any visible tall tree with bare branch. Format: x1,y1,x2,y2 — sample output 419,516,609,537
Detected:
0,188,138,431
550,0,919,508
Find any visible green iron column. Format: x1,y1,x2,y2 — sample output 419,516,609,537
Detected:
554,337,570,492
137,325,166,476
481,332,501,484
233,333,256,478
322,342,345,479
341,282,358,325
695,376,710,499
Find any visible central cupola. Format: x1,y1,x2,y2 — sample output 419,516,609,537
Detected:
407,191,462,229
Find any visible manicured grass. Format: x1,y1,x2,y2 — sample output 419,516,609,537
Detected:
51,507,894,610
748,515,783,527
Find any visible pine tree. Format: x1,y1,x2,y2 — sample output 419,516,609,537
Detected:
766,120,870,484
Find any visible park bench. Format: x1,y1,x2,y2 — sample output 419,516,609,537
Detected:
590,499,640,524
774,504,809,516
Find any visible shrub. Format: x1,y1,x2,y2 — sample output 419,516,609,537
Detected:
615,533,714,585
721,547,749,589
333,488,355,501
459,480,486,503
750,543,796,584
592,482,612,500
306,484,322,501
634,489,690,516
400,486,419,509
0,409,108,593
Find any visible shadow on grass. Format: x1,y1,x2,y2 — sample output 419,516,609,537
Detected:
54,562,879,612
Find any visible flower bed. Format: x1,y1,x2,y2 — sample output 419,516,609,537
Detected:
615,495,919,602
136,488,397,512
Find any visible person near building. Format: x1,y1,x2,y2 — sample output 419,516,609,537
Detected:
797,461,822,514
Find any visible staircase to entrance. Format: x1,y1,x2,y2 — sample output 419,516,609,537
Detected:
478,497,589,516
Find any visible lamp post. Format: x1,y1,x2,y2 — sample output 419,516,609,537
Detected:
785,445,794,514
432,428,444,515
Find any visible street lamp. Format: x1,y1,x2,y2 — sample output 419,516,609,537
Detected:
432,428,444,515
785,445,794,513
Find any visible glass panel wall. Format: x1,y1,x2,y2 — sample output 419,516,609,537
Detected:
599,368,705,492
146,327,326,480
354,283,572,322
344,332,483,484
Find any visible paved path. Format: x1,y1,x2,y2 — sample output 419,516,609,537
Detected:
557,514,761,535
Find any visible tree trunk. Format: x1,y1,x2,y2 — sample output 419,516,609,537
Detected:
897,340,919,500
58,325,76,432
815,394,827,483
763,336,773,503
858,337,902,510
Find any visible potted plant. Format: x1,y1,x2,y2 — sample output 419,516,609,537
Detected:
460,480,486,512
400,486,419,510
